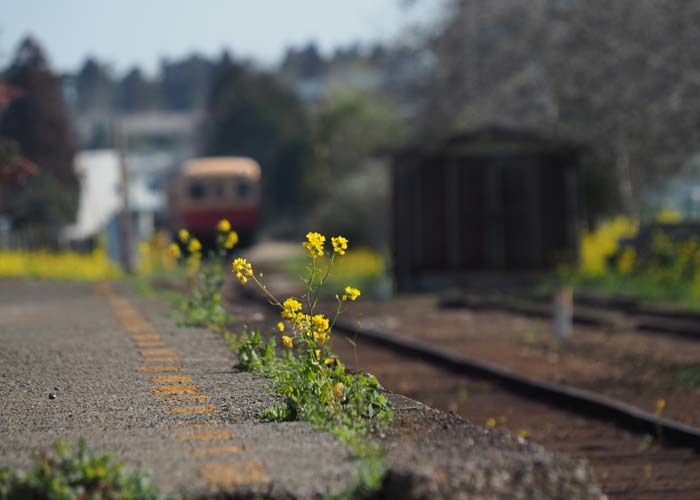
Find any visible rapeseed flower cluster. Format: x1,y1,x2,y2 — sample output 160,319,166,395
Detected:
137,231,179,276
233,231,360,363
342,286,361,301
579,216,638,276
0,245,121,281
168,220,239,331
331,236,348,256
303,232,326,258
173,227,202,277
232,257,253,284
217,219,231,233
216,219,239,250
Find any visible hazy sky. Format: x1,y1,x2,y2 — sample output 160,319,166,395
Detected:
1,0,438,75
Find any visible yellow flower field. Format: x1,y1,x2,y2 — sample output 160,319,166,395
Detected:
0,246,121,281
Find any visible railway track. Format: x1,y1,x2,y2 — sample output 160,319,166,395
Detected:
441,291,700,342
226,276,700,500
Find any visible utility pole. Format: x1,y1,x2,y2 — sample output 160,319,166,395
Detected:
114,121,133,274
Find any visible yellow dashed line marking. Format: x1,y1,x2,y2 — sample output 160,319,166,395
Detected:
165,405,217,415
132,334,161,341
139,365,183,373
153,384,198,395
173,422,221,429
140,348,178,357
140,357,183,364
200,461,269,488
100,285,269,486
188,445,242,457
135,341,168,348
177,429,235,441
149,375,193,384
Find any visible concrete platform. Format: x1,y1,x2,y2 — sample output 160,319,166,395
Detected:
0,280,604,499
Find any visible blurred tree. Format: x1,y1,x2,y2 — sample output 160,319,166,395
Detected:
74,57,113,113
160,54,214,111
412,0,700,219
0,37,79,232
115,67,160,111
308,90,408,248
202,56,312,232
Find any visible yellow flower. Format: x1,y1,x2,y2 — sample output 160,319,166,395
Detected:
518,429,529,439
332,382,344,399
281,298,303,319
168,243,181,259
314,349,321,358
232,257,253,284
331,236,348,256
282,335,294,349
187,238,202,253
324,357,335,365
311,314,330,344
341,286,361,301
486,417,497,428
224,231,239,249
178,229,190,243
302,232,325,258
656,399,666,413
217,219,231,232
616,247,636,275
311,314,329,332
295,311,310,327
277,322,285,332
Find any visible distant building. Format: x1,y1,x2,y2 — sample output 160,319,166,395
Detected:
64,150,121,241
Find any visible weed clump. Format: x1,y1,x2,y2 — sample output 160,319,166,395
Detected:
229,231,393,497
0,440,162,500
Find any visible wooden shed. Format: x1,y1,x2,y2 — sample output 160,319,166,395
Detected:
391,127,581,292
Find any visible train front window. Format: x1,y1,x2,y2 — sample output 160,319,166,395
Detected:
237,179,250,199
189,181,206,200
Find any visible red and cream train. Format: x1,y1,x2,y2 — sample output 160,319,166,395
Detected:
167,156,261,247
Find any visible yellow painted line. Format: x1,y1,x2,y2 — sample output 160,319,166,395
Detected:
188,445,242,457
140,348,178,357
199,461,268,488
139,365,183,373
140,357,183,364
132,334,161,341
134,341,168,348
153,384,198,395
165,405,217,415
173,422,221,429
157,394,211,405
177,429,235,441
149,375,192,384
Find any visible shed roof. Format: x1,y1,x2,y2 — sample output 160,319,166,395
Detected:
394,125,584,160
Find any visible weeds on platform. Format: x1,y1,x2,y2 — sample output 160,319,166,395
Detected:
170,223,238,333
230,232,393,498
0,439,162,500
